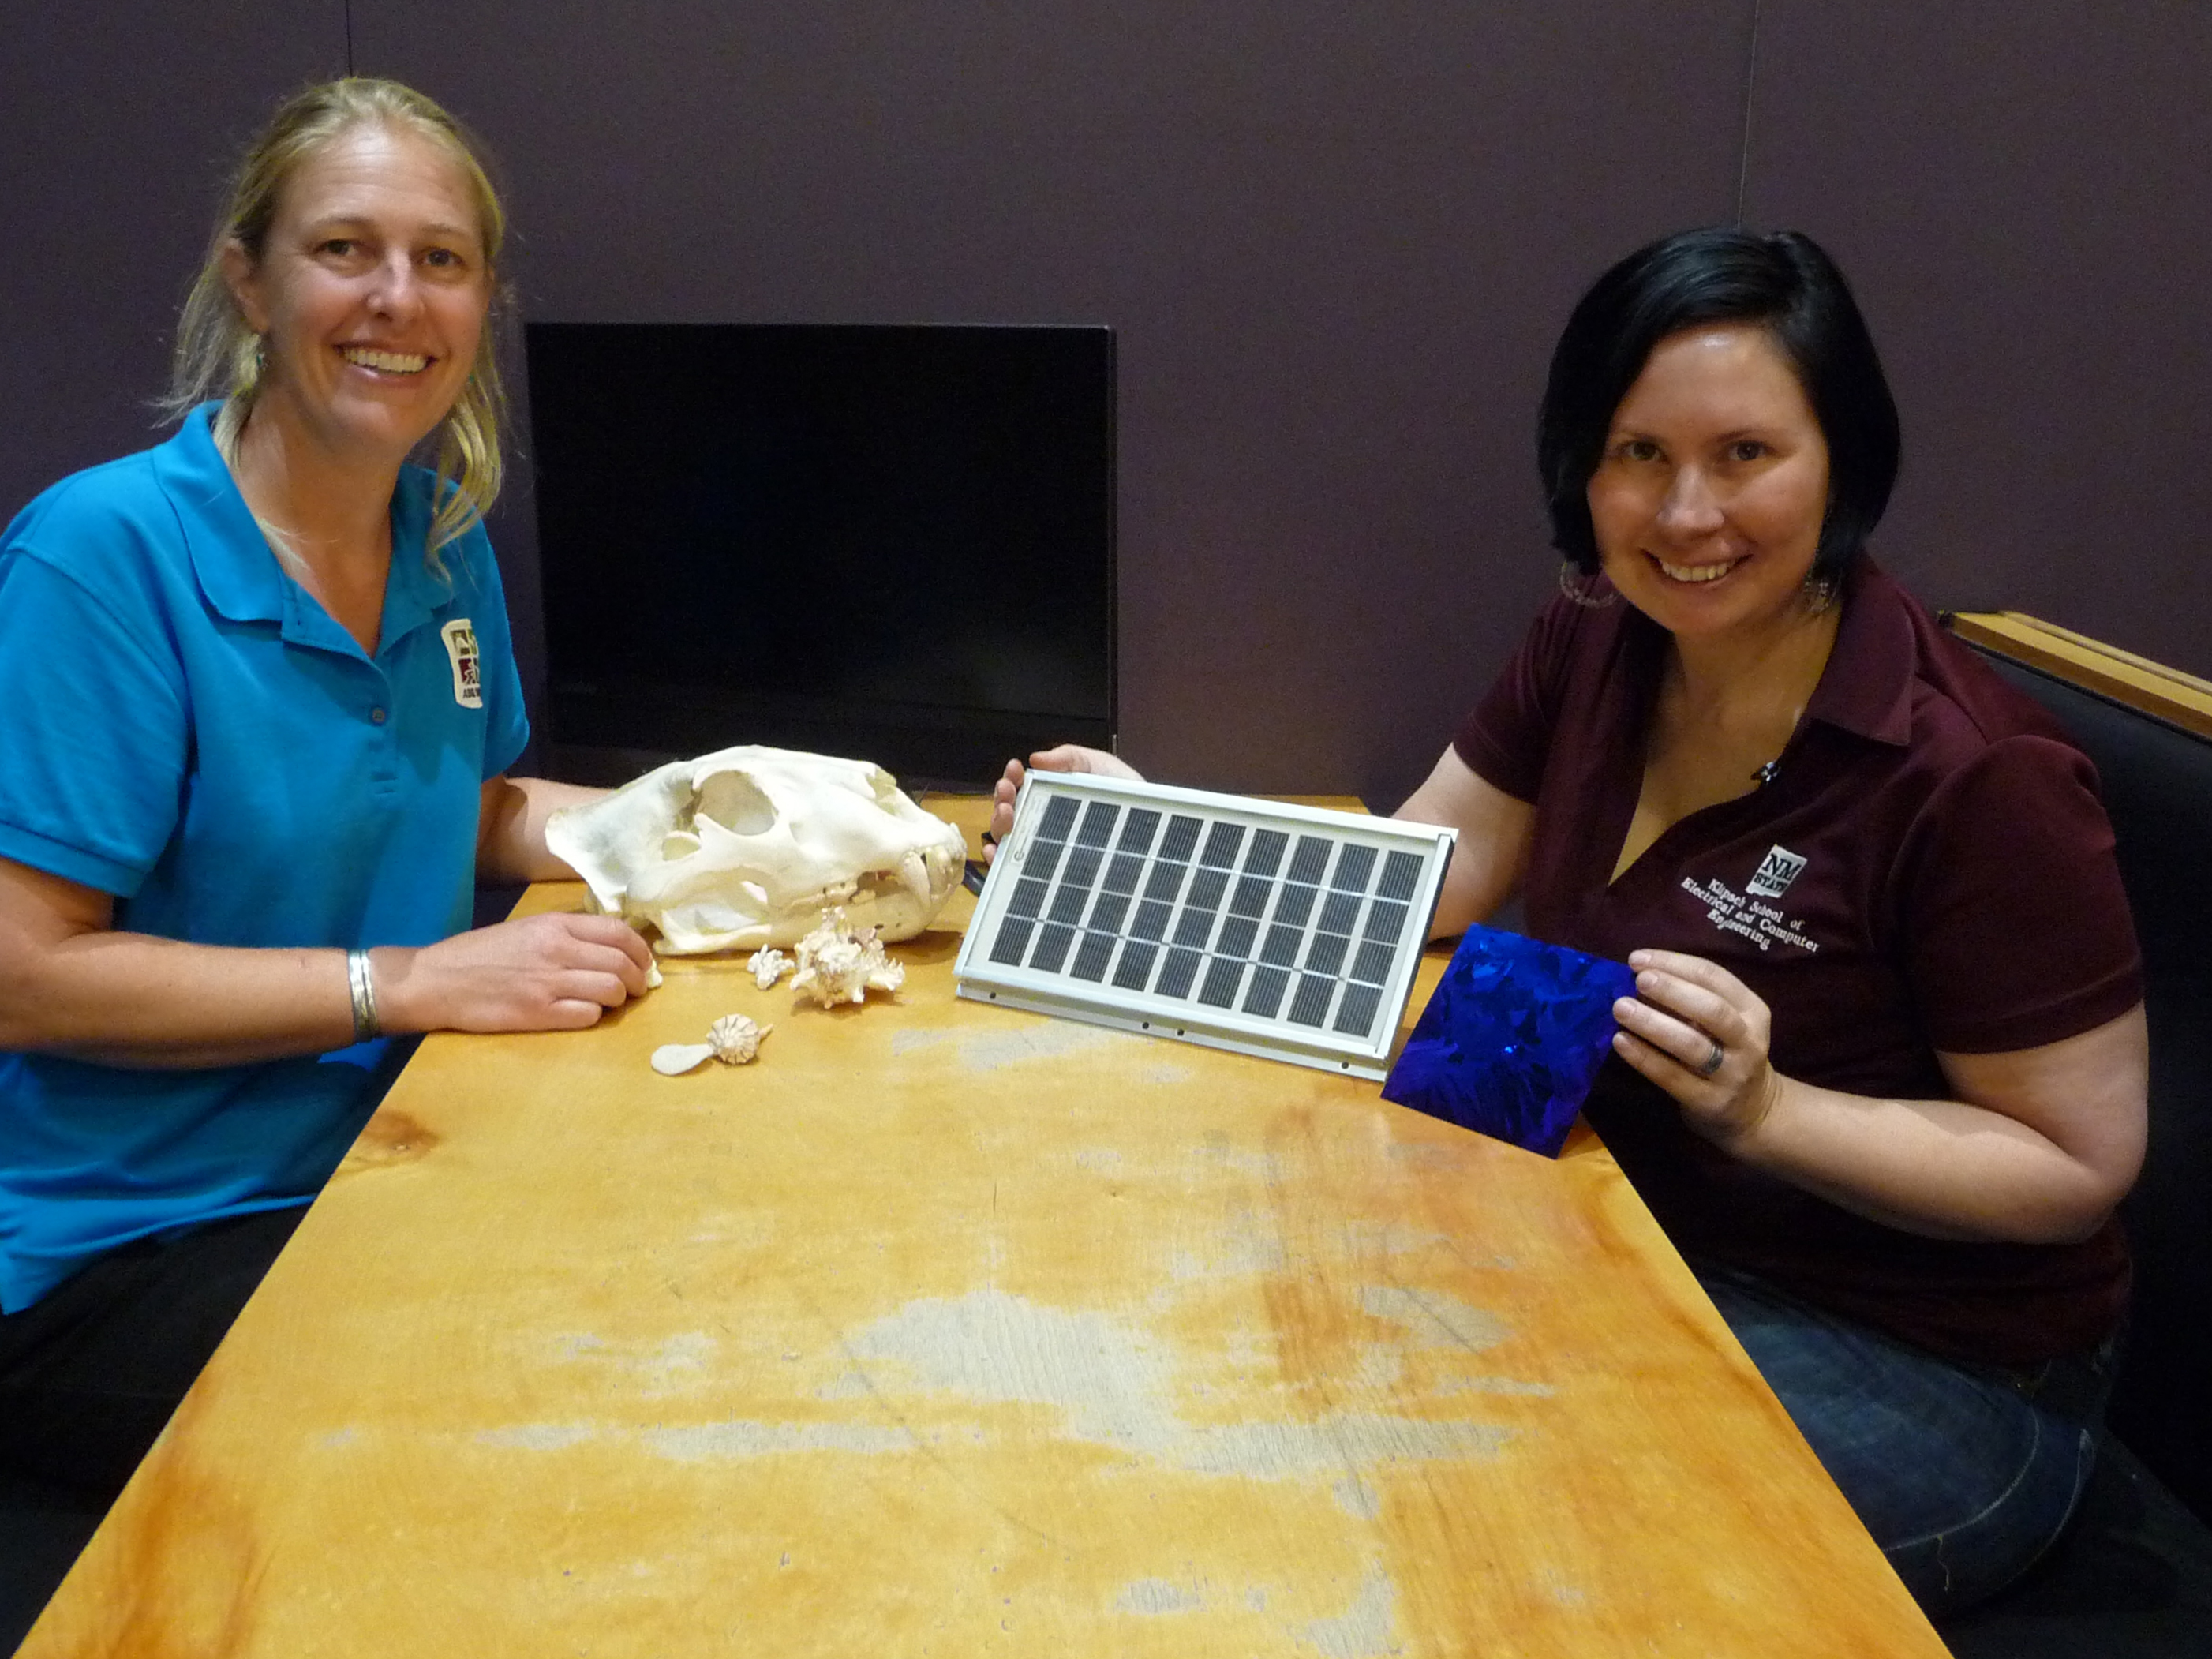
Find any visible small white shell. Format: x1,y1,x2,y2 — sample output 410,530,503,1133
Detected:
747,946,791,991
646,958,665,991
709,1013,769,1064
650,1042,714,1076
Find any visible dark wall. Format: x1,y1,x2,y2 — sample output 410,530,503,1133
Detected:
1743,1,2212,683
4,4,2205,805
1,6,344,507
353,2,1754,801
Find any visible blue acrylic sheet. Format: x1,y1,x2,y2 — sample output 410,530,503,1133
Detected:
1381,925,1636,1159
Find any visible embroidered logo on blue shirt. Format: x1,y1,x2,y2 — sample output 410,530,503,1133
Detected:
440,618,482,709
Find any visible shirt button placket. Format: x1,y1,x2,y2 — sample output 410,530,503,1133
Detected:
367,666,400,795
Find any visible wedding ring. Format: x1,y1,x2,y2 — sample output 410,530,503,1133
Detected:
1697,1040,1725,1079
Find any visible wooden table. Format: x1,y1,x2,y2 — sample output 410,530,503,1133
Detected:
23,799,1949,1657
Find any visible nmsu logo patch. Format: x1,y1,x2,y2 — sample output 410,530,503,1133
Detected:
1747,844,1808,898
440,618,483,709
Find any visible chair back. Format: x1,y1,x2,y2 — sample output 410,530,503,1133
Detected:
1947,612,2212,1527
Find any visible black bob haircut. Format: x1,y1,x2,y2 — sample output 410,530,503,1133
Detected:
1539,227,1902,577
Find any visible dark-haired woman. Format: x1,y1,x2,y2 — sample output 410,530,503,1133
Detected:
994,228,2147,1614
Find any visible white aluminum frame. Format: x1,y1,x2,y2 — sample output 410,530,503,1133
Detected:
955,772,1456,1079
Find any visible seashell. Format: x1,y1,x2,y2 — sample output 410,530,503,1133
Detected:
650,1042,714,1076
790,908,905,1008
747,946,791,991
709,1013,769,1064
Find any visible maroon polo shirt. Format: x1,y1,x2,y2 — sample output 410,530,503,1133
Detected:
1454,555,2143,1366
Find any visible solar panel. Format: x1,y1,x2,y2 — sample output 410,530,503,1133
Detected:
955,773,1458,1078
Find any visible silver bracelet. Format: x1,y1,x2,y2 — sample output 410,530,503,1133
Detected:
346,949,381,1043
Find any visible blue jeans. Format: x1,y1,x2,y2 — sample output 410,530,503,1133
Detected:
1694,1264,2105,1617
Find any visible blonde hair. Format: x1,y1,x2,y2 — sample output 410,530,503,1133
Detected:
167,77,508,560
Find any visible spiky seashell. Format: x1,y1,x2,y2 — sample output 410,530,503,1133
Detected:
790,908,906,1008
747,946,791,990
709,1013,769,1064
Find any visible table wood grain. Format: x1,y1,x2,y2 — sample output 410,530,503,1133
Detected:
22,797,1950,1657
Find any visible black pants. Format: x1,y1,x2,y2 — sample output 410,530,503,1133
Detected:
0,1207,305,1504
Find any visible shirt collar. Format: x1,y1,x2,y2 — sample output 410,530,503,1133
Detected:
156,403,456,657
158,403,287,627
1803,553,1917,747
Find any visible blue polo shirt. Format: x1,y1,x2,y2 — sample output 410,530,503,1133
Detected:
0,404,528,1312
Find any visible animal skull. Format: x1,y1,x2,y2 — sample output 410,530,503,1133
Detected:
545,745,967,955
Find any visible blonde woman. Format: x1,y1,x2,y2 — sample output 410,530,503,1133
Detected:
0,79,650,1500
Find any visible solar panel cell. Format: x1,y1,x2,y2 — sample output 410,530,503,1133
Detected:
1287,837,1331,883
1046,884,1088,925
1062,846,1103,889
1288,975,1334,1027
1104,853,1145,894
1318,890,1361,934
1200,822,1245,868
1172,908,1216,949
1159,815,1203,862
1076,801,1119,847
1334,983,1382,1037
1363,900,1409,943
1215,916,1259,960
1143,862,1187,902
1200,958,1244,1008
1186,867,1230,910
1379,849,1423,901
1157,949,1203,998
1304,933,1348,976
1274,885,1317,928
1026,841,1065,882
1260,924,1302,967
1132,900,1173,942
1242,966,1291,1017
1032,924,1076,973
1351,941,1394,984
990,917,1034,965
1245,828,1289,878
1117,808,1162,855
1330,844,1377,893
1039,796,1080,838
1009,878,1048,919
1086,893,1131,934
1113,941,1158,990
1230,874,1272,918
1072,932,1115,981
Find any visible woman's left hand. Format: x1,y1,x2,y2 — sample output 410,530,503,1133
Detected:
1611,948,1784,1147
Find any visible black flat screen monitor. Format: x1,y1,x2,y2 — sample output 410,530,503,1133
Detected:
526,322,1115,789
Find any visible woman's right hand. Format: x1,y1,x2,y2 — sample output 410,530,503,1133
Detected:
375,911,656,1034
986,745,1144,860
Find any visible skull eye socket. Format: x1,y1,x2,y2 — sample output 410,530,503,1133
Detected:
694,770,777,837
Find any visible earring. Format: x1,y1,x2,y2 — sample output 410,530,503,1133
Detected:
1802,571,1839,616
1558,561,1619,609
